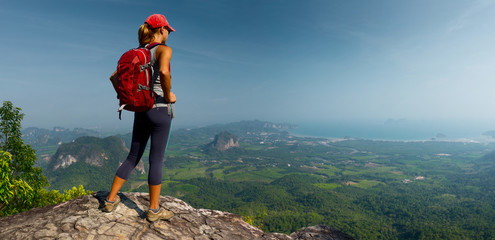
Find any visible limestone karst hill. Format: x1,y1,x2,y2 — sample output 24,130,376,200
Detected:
0,192,354,240
205,131,241,153
45,136,144,191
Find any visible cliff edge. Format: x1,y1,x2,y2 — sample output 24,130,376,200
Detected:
0,191,354,240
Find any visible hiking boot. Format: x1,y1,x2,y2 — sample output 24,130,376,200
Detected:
147,208,174,222
103,195,120,212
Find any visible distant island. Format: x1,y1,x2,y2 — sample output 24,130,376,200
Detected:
482,130,495,138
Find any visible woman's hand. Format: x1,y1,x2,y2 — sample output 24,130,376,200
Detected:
168,92,176,103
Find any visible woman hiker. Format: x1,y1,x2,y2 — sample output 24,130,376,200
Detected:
104,13,177,222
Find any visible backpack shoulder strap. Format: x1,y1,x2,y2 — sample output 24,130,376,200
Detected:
146,43,166,49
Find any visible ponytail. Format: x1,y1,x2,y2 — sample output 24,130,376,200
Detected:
138,24,161,46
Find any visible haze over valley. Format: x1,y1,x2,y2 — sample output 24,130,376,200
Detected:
22,120,495,239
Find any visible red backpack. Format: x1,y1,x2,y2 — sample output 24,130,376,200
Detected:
115,43,162,119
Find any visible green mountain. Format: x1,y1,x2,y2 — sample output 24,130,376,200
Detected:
22,127,103,169
45,136,143,191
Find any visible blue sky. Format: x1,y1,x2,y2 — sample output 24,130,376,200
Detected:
1,0,495,132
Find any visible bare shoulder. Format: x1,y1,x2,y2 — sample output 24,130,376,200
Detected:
156,45,172,55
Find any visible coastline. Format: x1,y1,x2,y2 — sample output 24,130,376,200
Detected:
287,127,495,144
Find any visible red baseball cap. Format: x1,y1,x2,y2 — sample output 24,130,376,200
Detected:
145,14,175,32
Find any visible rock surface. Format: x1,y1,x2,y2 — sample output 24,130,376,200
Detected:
0,191,354,240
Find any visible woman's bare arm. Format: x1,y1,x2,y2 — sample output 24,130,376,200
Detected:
156,45,176,103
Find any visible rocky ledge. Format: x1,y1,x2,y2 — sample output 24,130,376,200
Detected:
0,191,354,240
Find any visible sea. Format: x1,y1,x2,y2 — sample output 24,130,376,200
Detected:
288,120,495,142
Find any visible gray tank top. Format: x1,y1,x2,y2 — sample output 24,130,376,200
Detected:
150,46,168,108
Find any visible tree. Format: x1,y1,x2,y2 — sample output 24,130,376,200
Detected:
0,151,34,216
0,101,92,216
0,101,48,189
0,101,48,215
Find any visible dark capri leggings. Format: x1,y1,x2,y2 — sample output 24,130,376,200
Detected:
116,107,172,185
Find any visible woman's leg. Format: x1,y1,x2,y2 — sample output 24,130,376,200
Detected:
149,184,162,209
146,107,172,208
107,175,126,201
108,112,151,201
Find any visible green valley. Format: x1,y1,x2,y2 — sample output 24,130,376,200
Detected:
25,120,495,239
